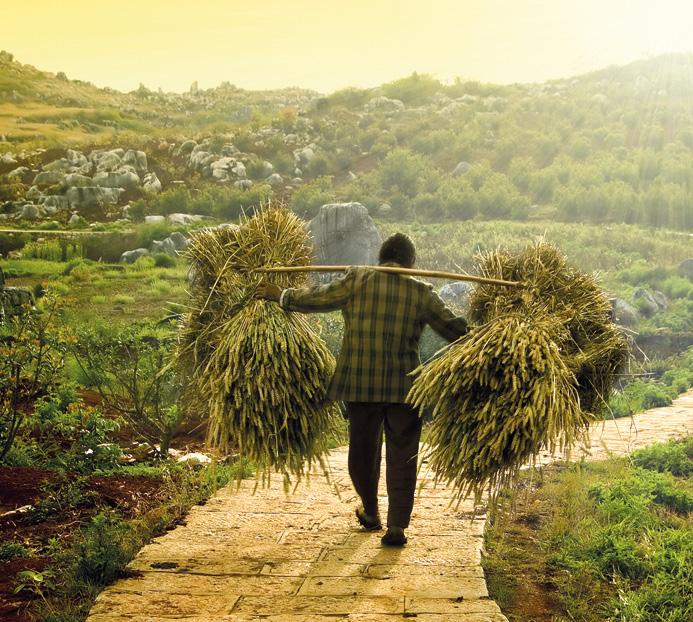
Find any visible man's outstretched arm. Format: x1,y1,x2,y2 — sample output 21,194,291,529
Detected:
424,289,469,342
256,268,356,313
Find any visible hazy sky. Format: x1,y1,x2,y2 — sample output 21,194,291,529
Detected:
2,1,692,93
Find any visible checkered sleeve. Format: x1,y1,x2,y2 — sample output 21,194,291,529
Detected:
280,269,356,313
424,288,469,342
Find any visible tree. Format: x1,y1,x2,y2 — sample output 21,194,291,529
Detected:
0,296,66,461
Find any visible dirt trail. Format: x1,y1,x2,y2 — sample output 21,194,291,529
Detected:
87,390,693,622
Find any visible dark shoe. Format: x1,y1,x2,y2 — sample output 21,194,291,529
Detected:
381,526,407,547
355,507,382,531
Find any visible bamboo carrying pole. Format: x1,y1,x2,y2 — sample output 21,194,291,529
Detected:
256,265,523,288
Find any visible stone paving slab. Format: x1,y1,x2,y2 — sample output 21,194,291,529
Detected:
87,390,692,622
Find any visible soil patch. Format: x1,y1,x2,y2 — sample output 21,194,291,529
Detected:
0,467,170,622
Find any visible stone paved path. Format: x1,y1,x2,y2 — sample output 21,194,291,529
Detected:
87,390,693,622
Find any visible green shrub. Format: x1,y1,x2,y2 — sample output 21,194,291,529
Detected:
608,380,674,418
130,255,156,272
661,275,693,299
112,294,135,305
152,253,176,268
73,512,135,586
632,438,692,476
0,542,31,562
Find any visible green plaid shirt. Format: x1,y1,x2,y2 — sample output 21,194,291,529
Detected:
281,266,468,403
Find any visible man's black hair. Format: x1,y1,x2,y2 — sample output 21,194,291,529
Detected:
378,233,416,267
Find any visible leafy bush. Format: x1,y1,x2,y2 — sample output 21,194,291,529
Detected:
73,512,135,585
29,389,122,473
608,380,676,418
70,324,186,457
0,296,67,461
632,438,692,476
289,176,334,219
112,294,135,305
0,542,30,562
152,253,176,268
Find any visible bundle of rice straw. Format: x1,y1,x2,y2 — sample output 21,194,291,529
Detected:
408,241,629,503
176,205,339,484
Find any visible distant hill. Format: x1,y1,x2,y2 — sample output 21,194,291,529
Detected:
1,51,692,230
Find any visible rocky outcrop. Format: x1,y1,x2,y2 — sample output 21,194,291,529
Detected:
612,298,640,326
365,96,405,112
66,186,123,210
151,232,188,256
308,203,382,273
679,259,693,280
0,268,34,317
439,281,473,307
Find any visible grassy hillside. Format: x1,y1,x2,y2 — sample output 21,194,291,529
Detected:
1,51,693,229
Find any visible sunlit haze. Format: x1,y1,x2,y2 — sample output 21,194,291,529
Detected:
1,0,693,92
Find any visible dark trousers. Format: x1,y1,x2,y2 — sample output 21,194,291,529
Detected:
346,401,422,529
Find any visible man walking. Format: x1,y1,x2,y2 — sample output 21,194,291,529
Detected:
257,233,468,546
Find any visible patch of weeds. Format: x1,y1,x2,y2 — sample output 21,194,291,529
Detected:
0,541,32,562
112,294,135,305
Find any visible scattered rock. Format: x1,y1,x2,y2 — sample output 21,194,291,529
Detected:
143,172,162,194
234,179,253,190
93,169,141,191
19,204,39,220
167,213,203,225
66,186,122,210
176,452,212,465
678,258,693,279
365,96,405,112
612,298,640,326
144,215,165,224
452,161,472,177
439,281,473,307
119,248,149,263
33,170,66,186
64,173,93,188
122,149,148,173
265,173,283,187
7,166,29,181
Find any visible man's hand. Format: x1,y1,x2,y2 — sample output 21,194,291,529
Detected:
255,282,282,302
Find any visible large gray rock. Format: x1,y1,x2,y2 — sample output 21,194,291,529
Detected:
679,258,693,279
633,288,668,314
7,167,29,181
234,179,253,190
92,150,123,173
66,186,122,210
439,281,473,307
265,173,283,187
308,203,382,271
19,204,39,220
167,213,202,225
176,139,197,156
33,170,65,186
142,172,162,194
119,248,149,263
612,298,640,326
452,161,472,177
64,173,93,187
93,169,141,191
168,232,188,250
41,195,69,211
151,238,177,255
0,285,35,317
66,149,88,167
122,149,147,173
43,158,73,173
